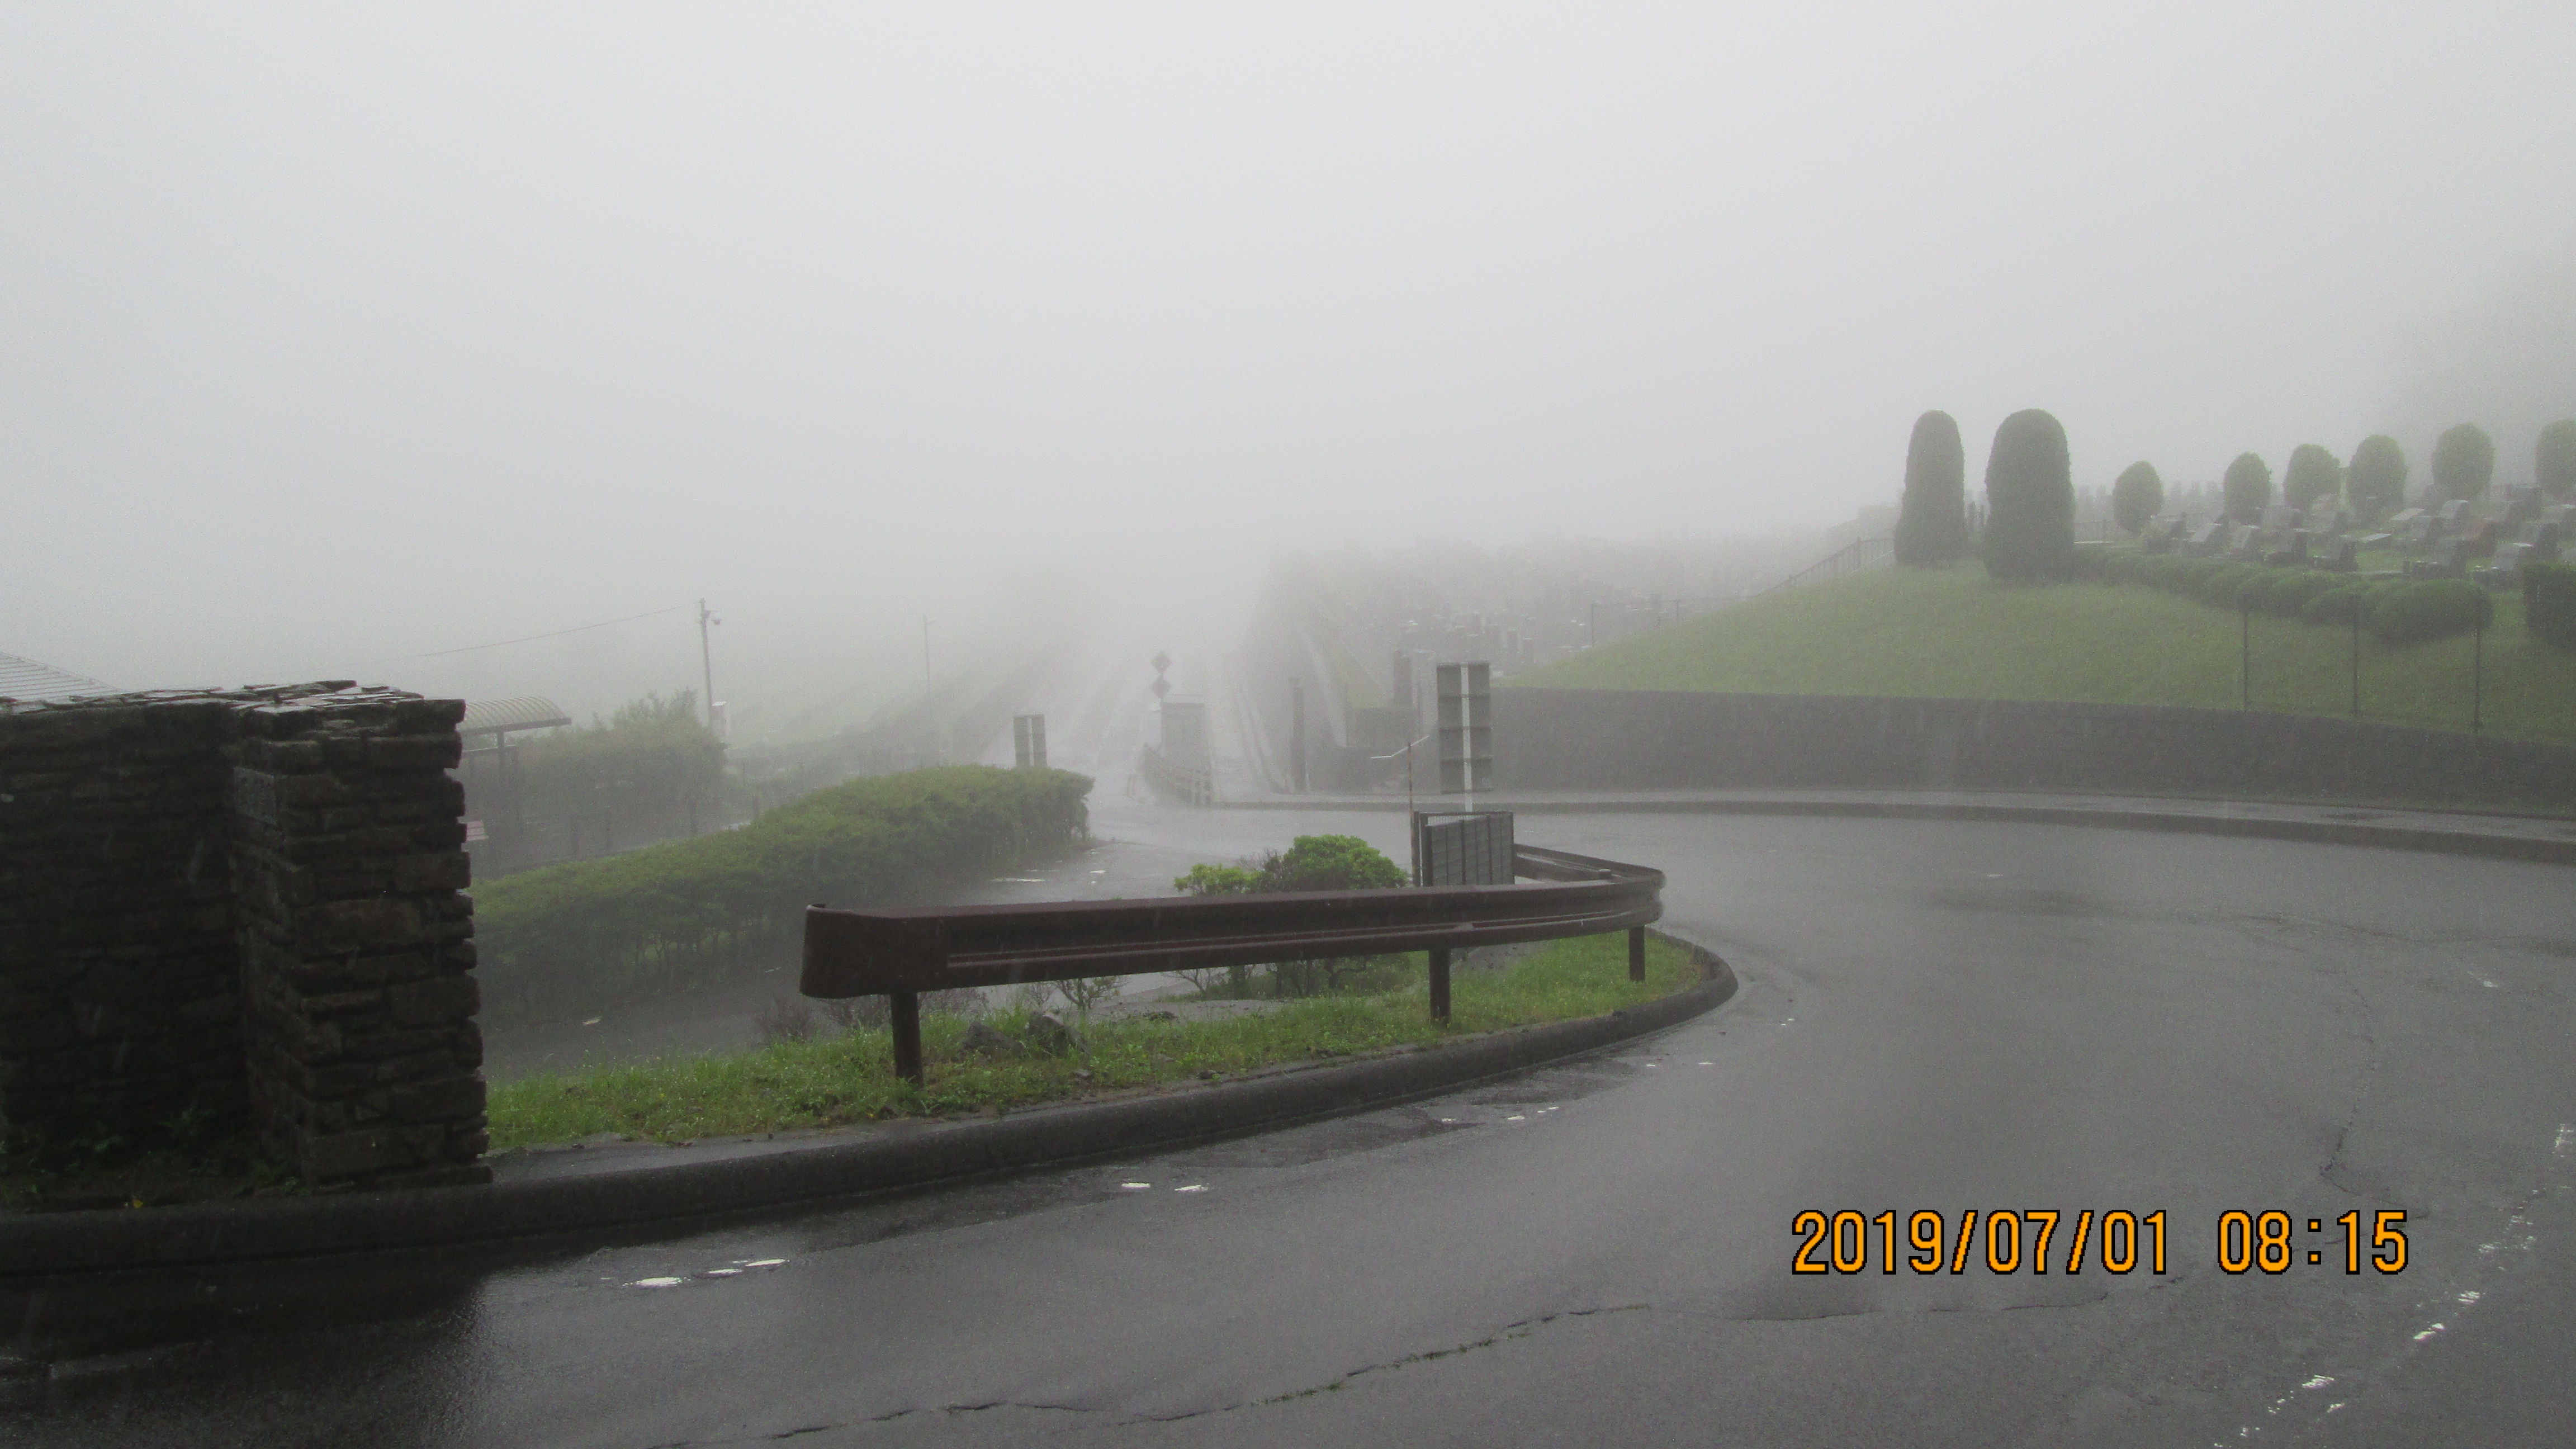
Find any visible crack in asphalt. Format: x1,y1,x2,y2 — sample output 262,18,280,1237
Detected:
655,1306,1660,1442
1242,1304,1651,1409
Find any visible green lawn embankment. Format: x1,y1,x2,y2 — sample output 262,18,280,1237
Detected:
1515,564,2576,746
487,932,1702,1148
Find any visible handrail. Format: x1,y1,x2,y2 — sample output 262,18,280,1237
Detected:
803,845,1665,1081
1760,534,1893,595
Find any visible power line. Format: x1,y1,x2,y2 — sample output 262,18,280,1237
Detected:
390,604,690,661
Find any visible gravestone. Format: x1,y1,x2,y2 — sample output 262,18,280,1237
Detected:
2318,537,2359,572
2187,520,2228,556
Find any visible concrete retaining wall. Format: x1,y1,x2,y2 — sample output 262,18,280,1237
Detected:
1493,689,2576,812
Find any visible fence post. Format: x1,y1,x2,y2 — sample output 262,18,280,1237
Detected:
1428,947,1451,1022
890,991,924,1084
1628,926,1646,983
2241,600,2251,711
2473,612,2485,733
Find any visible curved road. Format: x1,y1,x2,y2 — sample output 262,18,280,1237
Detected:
12,807,2574,1447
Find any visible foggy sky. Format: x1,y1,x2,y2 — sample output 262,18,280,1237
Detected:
6,3,2573,720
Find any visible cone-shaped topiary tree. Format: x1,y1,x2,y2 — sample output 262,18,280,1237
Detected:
2110,461,2163,535
1981,409,2075,581
2222,452,2273,523
2284,443,2342,514
1893,410,1969,565
2433,423,2496,501
2349,434,2408,520
2541,420,2576,501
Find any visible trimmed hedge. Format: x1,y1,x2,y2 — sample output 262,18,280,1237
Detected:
2370,580,2493,645
2093,551,2496,646
475,765,1093,1022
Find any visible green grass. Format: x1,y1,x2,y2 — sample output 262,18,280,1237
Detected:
1517,564,2576,746
486,933,1704,1149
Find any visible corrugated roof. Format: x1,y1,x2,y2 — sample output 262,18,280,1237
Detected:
0,652,115,707
460,696,572,736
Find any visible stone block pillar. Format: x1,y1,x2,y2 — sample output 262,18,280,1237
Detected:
1,684,487,1191
230,694,489,1189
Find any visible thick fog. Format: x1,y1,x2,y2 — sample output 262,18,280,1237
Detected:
6,3,2572,725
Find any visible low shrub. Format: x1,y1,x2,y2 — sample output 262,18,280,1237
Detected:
2369,580,2494,646
2301,585,2385,627
2257,571,2341,618
475,765,1093,1022
2527,562,2576,650
2201,564,2267,609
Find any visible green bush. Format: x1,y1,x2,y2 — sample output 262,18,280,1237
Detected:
2111,461,2163,535
2348,434,2408,521
2222,452,2273,523
1895,410,1971,565
475,765,1093,1021
2541,420,2576,501
2257,571,2340,618
2432,423,2496,502
2097,551,2147,585
2283,444,2342,514
2369,580,2493,645
1981,409,2077,581
1175,835,1409,996
2200,563,2266,608
2526,562,2576,649
2302,585,2380,627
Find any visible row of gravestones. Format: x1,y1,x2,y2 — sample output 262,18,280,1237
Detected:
2138,487,2570,585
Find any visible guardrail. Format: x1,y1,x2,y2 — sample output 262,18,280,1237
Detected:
1135,742,1214,804
803,844,1665,1082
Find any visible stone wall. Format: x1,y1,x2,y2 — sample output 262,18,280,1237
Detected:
0,685,488,1190
0,697,245,1150
1493,688,2576,812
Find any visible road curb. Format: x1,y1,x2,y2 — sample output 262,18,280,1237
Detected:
1219,793,2576,866
0,935,1736,1276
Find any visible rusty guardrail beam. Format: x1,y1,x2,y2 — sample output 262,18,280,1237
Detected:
803,845,1664,1083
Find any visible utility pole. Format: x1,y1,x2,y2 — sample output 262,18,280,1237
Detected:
922,617,934,694
697,599,721,732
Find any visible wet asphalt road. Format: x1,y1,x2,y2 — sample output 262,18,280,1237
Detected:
9,806,2575,1447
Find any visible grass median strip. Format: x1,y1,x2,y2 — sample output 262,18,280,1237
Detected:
487,932,1702,1149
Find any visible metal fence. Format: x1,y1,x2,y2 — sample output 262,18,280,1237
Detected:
803,844,1665,1081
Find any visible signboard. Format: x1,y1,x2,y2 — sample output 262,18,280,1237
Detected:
1435,661,1491,796
1415,810,1513,886
1012,714,1048,770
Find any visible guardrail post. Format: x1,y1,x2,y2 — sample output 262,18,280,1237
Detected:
1628,926,1646,983
890,991,924,1085
1428,948,1451,1022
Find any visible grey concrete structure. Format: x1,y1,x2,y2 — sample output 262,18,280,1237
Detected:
1493,687,2576,811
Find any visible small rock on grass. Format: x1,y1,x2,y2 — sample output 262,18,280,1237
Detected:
1025,1013,1076,1054
960,1021,1025,1057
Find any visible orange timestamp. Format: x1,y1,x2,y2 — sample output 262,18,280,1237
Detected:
1791,1209,2410,1276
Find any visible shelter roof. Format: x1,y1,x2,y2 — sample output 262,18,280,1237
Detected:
0,652,115,708
459,696,572,737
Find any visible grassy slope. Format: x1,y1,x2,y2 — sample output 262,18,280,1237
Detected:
1514,564,2576,746
487,933,1702,1148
